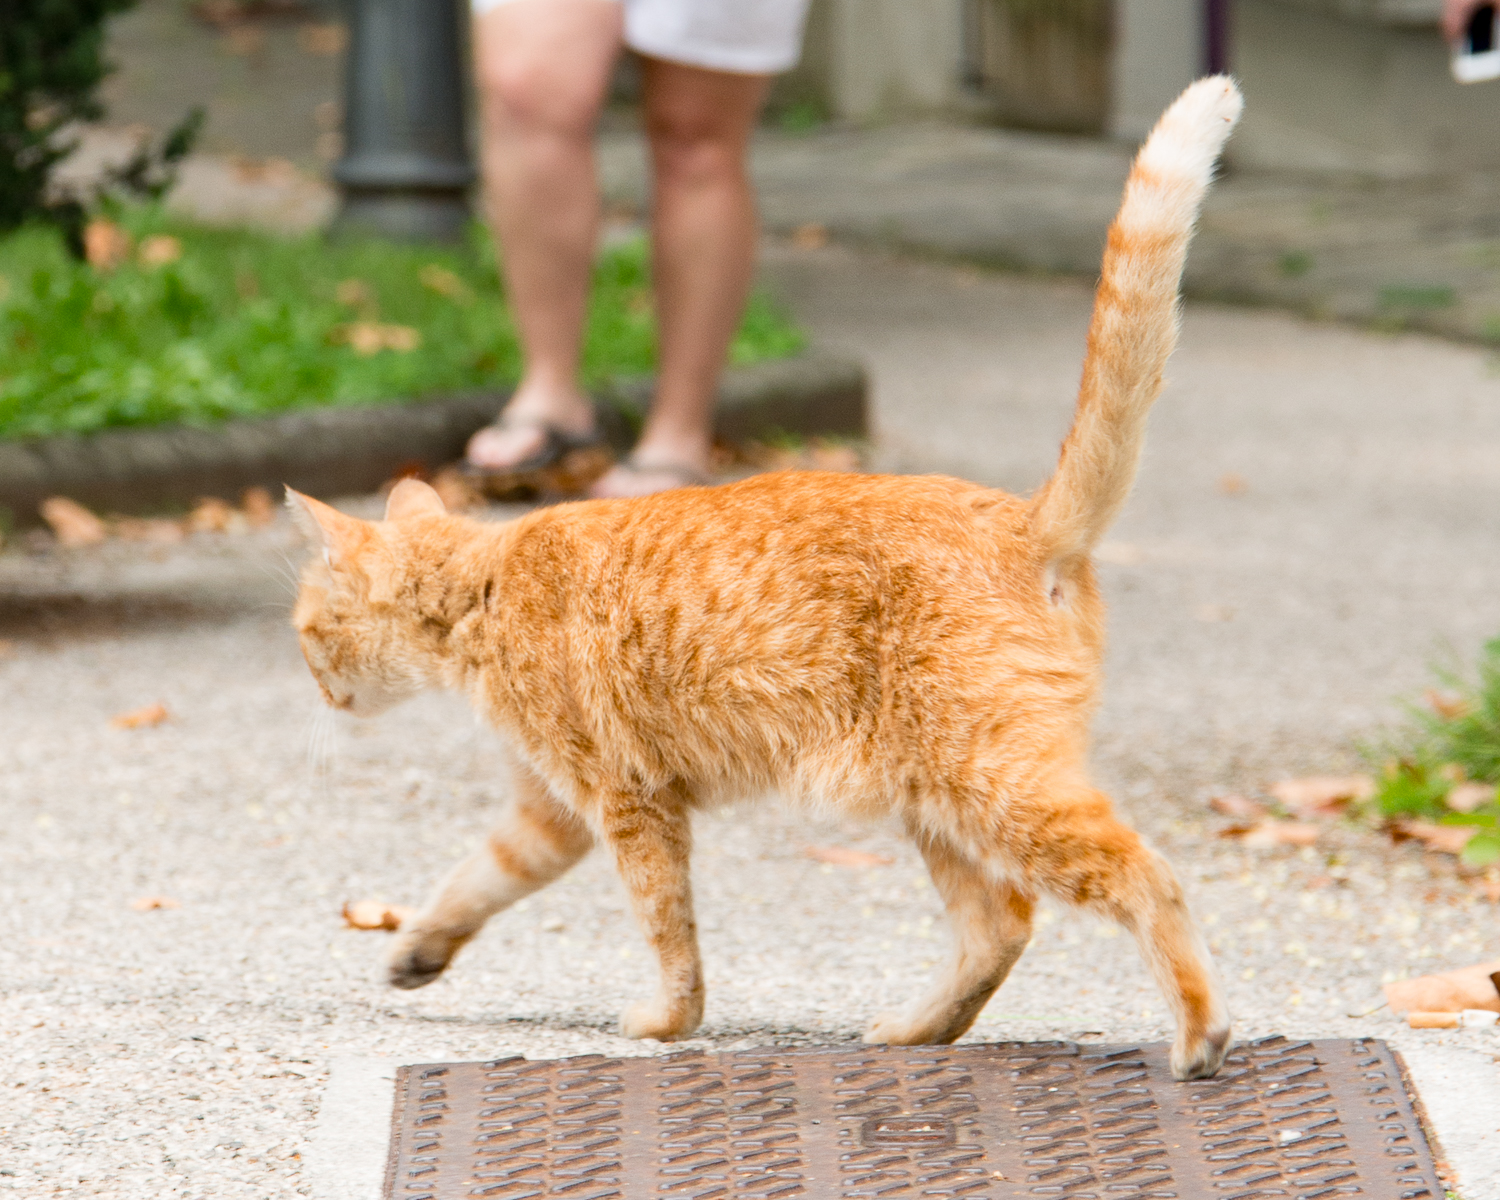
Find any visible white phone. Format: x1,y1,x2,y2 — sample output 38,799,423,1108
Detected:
1453,3,1500,83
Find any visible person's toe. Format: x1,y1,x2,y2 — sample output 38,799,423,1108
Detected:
464,423,547,471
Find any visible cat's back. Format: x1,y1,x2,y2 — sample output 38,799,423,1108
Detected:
484,471,1095,784
539,470,1032,598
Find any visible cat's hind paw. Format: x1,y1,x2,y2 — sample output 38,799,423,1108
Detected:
863,1011,936,1046
1171,1024,1233,1080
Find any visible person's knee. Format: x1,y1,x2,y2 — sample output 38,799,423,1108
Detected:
478,51,606,138
649,120,746,190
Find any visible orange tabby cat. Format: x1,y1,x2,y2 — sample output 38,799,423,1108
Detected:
289,77,1242,1079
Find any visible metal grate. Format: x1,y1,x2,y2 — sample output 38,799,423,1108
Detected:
383,1036,1443,1200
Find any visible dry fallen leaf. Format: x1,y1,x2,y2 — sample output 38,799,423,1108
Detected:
335,278,373,308
131,895,180,912
430,466,481,512
1384,960,1500,1014
419,263,472,301
380,324,421,352
1209,793,1268,821
1446,781,1496,814
240,486,276,528
1393,819,1480,857
332,322,421,355
342,899,416,931
1474,870,1500,904
112,517,185,543
137,234,183,267
40,497,107,546
230,154,297,186
83,218,132,271
187,497,239,534
1219,820,1320,848
791,222,829,250
801,845,893,868
111,702,170,730
1268,774,1374,818
1425,688,1470,721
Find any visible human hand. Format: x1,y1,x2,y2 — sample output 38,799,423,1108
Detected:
1443,0,1486,42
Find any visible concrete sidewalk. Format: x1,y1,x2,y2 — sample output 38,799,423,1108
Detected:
3,244,1499,1198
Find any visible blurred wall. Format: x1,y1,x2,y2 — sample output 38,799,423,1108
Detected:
1231,0,1500,175
1110,0,1205,139
782,0,1500,179
778,0,965,121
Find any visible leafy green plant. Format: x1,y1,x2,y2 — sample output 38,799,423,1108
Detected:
0,210,806,439
1,0,132,233
1368,636,1500,866
1,2,201,254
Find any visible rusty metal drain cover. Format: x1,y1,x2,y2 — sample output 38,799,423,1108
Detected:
383,1036,1442,1199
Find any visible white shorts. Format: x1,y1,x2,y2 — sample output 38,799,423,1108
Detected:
470,0,811,75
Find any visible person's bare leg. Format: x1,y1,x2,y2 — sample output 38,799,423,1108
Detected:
466,0,622,471
589,58,771,498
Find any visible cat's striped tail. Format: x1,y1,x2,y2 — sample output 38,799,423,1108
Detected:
1028,76,1241,568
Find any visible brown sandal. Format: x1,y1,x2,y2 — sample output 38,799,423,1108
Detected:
459,417,614,497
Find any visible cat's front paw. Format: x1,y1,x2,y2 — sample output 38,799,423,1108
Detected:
385,926,462,990
1171,1023,1232,1080
620,998,702,1041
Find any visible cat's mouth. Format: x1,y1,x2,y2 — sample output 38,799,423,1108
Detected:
318,681,355,712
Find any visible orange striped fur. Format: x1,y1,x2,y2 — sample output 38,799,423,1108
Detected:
289,78,1242,1079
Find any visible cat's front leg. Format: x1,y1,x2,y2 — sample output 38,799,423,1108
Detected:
386,766,593,989
597,784,704,1041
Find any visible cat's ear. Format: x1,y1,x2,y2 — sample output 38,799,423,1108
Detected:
285,487,367,568
384,478,447,522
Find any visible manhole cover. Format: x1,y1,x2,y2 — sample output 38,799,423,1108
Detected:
383,1035,1441,1199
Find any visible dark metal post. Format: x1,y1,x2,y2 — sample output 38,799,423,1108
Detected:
1204,0,1230,74
332,0,476,241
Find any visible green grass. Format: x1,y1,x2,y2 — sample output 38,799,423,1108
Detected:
1366,636,1500,866
1277,250,1314,279
0,209,806,440
1377,284,1458,311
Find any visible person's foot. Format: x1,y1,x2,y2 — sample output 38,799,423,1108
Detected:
464,384,597,472
587,452,713,499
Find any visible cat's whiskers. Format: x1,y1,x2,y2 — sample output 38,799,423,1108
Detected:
305,704,339,791
256,553,301,600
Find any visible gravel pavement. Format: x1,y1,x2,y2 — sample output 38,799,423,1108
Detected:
3,245,1500,1198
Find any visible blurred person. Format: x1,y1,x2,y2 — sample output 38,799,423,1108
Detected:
464,0,811,498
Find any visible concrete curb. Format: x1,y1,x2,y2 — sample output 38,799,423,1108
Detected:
1400,1044,1500,1200
307,1058,397,1200
0,352,865,526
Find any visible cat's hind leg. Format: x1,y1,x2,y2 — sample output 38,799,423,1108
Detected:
595,783,703,1041
386,762,592,989
864,830,1034,1046
1038,788,1231,1080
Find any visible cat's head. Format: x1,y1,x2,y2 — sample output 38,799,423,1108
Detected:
286,479,449,717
